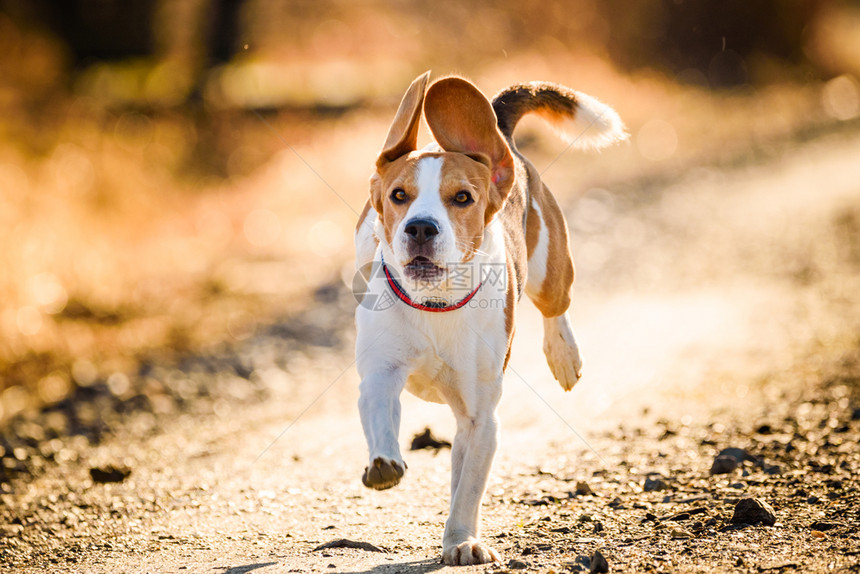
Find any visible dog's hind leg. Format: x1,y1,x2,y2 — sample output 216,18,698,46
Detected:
525,184,583,390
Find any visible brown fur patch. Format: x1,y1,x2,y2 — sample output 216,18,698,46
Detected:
437,154,492,261
372,154,419,246
530,182,574,317
525,195,541,259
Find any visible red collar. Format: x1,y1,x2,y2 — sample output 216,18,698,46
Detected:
382,260,482,313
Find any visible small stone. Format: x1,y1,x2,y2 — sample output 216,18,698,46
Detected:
572,555,591,571
809,520,844,531
670,527,693,539
710,455,739,475
409,427,451,451
811,530,826,539
0,525,24,537
593,521,604,534
508,559,528,569
730,497,776,526
643,477,668,492
590,549,609,573
718,447,750,462
575,480,594,496
89,465,131,483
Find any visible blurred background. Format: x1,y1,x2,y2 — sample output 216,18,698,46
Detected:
1,0,860,425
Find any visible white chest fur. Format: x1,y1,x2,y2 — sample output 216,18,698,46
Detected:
355,217,508,404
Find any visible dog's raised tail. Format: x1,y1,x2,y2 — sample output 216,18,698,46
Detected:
492,82,627,150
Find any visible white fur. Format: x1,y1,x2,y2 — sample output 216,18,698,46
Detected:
545,91,628,150
415,155,444,206
406,156,444,227
525,197,549,298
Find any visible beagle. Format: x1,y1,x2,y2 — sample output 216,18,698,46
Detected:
354,72,625,565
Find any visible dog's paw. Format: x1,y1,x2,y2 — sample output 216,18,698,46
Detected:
543,333,583,391
362,456,405,490
442,537,501,565
542,315,583,391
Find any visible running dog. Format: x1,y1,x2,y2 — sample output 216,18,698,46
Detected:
354,71,625,564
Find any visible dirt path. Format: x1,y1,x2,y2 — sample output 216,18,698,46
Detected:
2,132,860,573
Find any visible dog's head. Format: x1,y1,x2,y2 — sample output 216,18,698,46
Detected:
369,72,514,284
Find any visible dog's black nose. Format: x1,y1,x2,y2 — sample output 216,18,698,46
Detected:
404,218,439,245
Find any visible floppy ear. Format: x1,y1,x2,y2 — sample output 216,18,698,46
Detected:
423,77,514,222
376,71,431,168
371,71,430,214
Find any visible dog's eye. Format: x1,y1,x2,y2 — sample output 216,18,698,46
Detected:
390,188,408,204
453,191,473,205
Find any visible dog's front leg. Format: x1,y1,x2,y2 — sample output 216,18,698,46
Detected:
358,368,407,490
442,379,502,565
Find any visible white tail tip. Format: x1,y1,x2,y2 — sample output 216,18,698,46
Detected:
543,91,628,150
